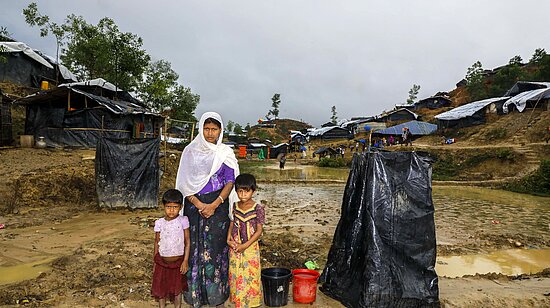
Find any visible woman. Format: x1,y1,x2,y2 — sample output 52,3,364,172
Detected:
176,112,239,307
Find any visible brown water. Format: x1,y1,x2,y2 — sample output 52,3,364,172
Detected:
240,162,349,181
0,257,55,286
436,248,550,278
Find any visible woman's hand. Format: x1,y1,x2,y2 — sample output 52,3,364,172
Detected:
200,203,216,218
235,243,248,253
227,239,238,251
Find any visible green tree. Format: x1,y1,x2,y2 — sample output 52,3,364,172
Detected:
529,48,547,64
406,84,421,105
23,3,66,80
61,15,150,90
23,3,150,90
245,123,251,133
331,106,338,124
487,56,526,97
137,60,199,121
465,61,486,101
226,120,235,132
234,123,243,134
267,93,280,119
0,27,11,63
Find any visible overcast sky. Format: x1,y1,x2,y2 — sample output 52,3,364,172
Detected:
2,0,550,126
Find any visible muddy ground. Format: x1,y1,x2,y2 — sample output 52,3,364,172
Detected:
0,148,549,307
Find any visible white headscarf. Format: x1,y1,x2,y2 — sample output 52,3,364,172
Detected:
176,112,240,217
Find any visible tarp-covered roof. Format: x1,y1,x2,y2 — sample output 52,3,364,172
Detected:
435,97,509,120
60,78,122,92
0,42,53,68
378,108,419,119
308,126,348,136
374,120,437,136
504,81,550,97
314,146,337,155
503,87,550,113
18,86,160,116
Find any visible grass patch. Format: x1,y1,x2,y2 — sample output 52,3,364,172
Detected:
502,160,550,196
485,127,507,140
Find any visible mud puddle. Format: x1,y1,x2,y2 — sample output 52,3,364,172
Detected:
241,162,349,181
0,257,55,286
436,248,550,278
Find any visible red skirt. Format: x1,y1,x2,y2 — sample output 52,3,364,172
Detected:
151,253,188,300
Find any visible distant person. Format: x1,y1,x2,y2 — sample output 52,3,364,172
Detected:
227,174,264,308
389,135,395,146
402,127,413,146
279,153,287,169
151,189,190,308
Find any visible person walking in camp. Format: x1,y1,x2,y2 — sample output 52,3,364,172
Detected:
227,174,264,308
279,153,286,169
176,112,240,307
151,189,190,308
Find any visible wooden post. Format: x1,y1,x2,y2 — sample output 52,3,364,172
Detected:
164,118,168,171
190,122,195,141
101,115,104,135
67,91,71,111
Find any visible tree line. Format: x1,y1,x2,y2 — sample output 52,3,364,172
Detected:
17,2,199,121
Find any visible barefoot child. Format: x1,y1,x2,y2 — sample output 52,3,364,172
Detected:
152,189,190,308
227,174,264,308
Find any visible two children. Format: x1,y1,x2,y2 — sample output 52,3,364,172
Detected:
152,174,263,308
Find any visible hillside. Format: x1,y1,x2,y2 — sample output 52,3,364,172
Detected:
248,118,312,143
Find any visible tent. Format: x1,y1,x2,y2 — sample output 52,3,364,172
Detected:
504,81,550,97
377,108,419,122
503,87,550,113
320,152,439,307
269,142,288,159
414,96,452,110
0,41,77,87
17,79,163,148
308,126,353,140
373,120,437,137
313,146,338,158
435,97,509,129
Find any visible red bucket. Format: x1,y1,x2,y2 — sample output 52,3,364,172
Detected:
292,269,320,303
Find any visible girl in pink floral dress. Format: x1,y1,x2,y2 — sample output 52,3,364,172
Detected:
227,174,264,308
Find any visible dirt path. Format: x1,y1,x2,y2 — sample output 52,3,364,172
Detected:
1,148,549,307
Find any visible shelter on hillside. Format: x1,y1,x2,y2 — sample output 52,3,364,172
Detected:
308,126,353,140
435,97,509,129
503,86,550,113
321,122,336,128
0,42,77,88
414,96,452,110
504,81,550,97
0,90,13,146
313,146,338,158
269,142,288,159
373,120,437,137
377,108,419,122
17,78,163,148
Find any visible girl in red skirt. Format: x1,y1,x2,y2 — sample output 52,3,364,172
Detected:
152,189,190,307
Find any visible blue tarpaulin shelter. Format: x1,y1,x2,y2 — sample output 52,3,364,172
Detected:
374,120,437,136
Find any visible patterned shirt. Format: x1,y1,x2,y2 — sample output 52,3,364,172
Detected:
154,215,189,257
231,203,265,244
198,163,235,194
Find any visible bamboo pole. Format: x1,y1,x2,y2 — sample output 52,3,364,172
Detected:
67,91,71,111
164,118,168,171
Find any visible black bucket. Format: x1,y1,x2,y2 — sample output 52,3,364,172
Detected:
261,267,292,307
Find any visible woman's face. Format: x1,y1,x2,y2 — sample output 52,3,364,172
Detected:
203,122,221,144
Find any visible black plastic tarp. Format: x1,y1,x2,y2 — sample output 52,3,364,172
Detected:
95,137,160,209
320,151,439,308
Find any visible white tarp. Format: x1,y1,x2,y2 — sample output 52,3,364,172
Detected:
503,88,550,113
307,126,338,136
0,42,53,69
60,78,121,92
435,97,509,120
39,53,78,82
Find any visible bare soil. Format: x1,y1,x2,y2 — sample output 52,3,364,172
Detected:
1,148,549,307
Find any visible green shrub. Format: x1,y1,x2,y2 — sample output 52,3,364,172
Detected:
317,157,346,168
495,148,516,161
502,160,550,196
432,155,460,180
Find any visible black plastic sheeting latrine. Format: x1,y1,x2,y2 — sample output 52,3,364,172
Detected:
320,151,439,308
95,137,160,209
